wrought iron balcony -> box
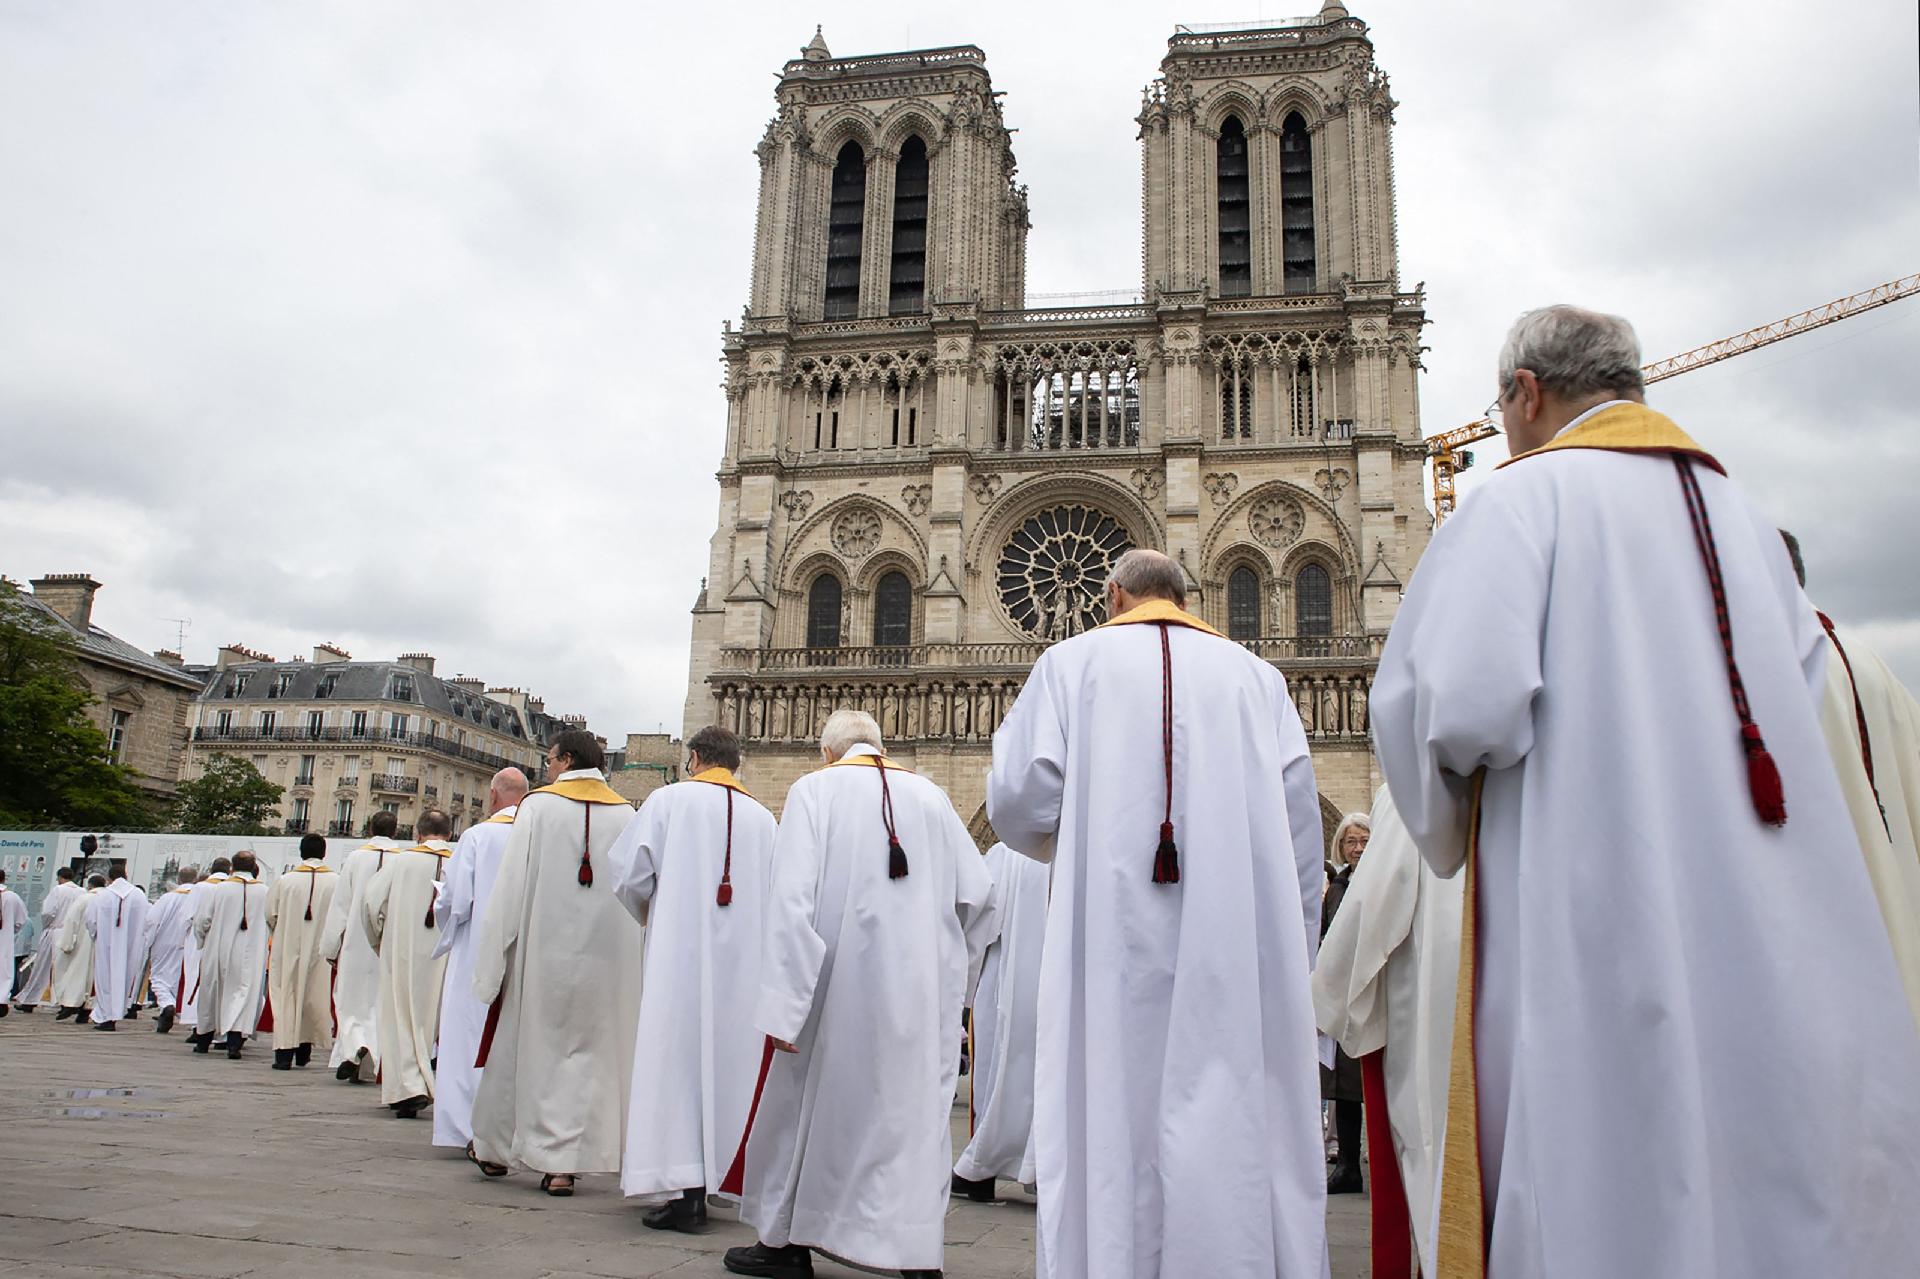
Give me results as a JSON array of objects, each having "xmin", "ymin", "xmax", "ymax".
[
  {"xmin": 188, "ymin": 723, "xmax": 530, "ymax": 773},
  {"xmin": 327, "ymin": 820, "xmax": 356, "ymax": 836},
  {"xmin": 369, "ymin": 774, "xmax": 419, "ymax": 795},
  {"xmin": 283, "ymin": 819, "xmax": 309, "ymax": 834},
  {"xmin": 423, "ymin": 785, "xmax": 439, "ymax": 800}
]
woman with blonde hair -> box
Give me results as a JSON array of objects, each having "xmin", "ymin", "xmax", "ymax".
[{"xmin": 1321, "ymin": 811, "xmax": 1371, "ymax": 1192}]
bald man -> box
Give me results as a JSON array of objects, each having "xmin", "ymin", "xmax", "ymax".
[{"xmin": 432, "ymin": 767, "xmax": 530, "ymax": 1152}]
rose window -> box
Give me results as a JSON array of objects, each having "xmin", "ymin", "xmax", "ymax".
[
  {"xmin": 997, "ymin": 504, "xmax": 1133, "ymax": 639},
  {"xmin": 1249, "ymin": 495, "xmax": 1305, "ymax": 548},
  {"xmin": 831, "ymin": 507, "xmax": 882, "ymax": 558}
]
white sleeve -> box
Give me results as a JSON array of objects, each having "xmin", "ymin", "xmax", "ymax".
[
  {"xmin": 987, "ymin": 652, "xmax": 1068, "ymax": 863},
  {"xmin": 605, "ymin": 790, "xmax": 667, "ymax": 926},
  {"xmin": 754, "ymin": 784, "xmax": 830, "ymax": 1043}
]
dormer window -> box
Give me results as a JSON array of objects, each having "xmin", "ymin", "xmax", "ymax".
[{"xmin": 393, "ymin": 674, "xmax": 414, "ymax": 702}]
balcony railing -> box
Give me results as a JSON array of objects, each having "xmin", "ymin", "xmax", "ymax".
[
  {"xmin": 188, "ymin": 724, "xmax": 529, "ymax": 773},
  {"xmin": 423, "ymin": 785, "xmax": 439, "ymax": 800},
  {"xmin": 293, "ymin": 774, "xmax": 315, "ymax": 787},
  {"xmin": 327, "ymin": 820, "xmax": 356, "ymax": 836},
  {"xmin": 370, "ymin": 774, "xmax": 419, "ymax": 795},
  {"xmin": 719, "ymin": 634, "xmax": 1378, "ymax": 674},
  {"xmin": 283, "ymin": 819, "xmax": 309, "ymax": 834}
]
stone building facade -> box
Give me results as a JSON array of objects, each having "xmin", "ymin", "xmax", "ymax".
[
  {"xmin": 682, "ymin": 4, "xmax": 1430, "ymax": 839},
  {"xmin": 22, "ymin": 574, "xmax": 205, "ymax": 804},
  {"xmin": 181, "ymin": 647, "xmax": 574, "ymax": 840}
]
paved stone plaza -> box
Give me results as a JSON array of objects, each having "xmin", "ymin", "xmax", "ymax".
[{"xmin": 0, "ymin": 1014, "xmax": 1369, "ymax": 1278}]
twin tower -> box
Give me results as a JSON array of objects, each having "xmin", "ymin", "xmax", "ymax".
[{"xmin": 684, "ymin": 4, "xmax": 1428, "ymax": 835}]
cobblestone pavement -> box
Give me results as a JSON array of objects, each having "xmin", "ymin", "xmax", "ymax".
[{"xmin": 0, "ymin": 1013, "xmax": 1370, "ymax": 1277}]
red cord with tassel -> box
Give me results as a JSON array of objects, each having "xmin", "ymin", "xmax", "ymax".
[
  {"xmin": 717, "ymin": 788, "xmax": 735, "ymax": 906},
  {"xmin": 877, "ymin": 761, "xmax": 908, "ymax": 879},
  {"xmin": 578, "ymin": 804, "xmax": 595, "ymax": 886},
  {"xmin": 1153, "ymin": 623, "xmax": 1181, "ymax": 884}
]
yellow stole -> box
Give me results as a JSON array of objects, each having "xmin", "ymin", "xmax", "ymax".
[
  {"xmin": 402, "ymin": 844, "xmax": 453, "ymax": 859},
  {"xmin": 1437, "ymin": 771, "xmax": 1488, "ymax": 1277},
  {"xmin": 825, "ymin": 754, "xmax": 915, "ymax": 775},
  {"xmin": 1498, "ymin": 401, "xmax": 1724, "ymax": 475},
  {"xmin": 484, "ymin": 807, "xmax": 517, "ymax": 825},
  {"xmin": 287, "ymin": 864, "xmax": 333, "ymax": 874},
  {"xmin": 1099, "ymin": 598, "xmax": 1224, "ymax": 637},
  {"xmin": 692, "ymin": 766, "xmax": 755, "ymax": 798},
  {"xmin": 530, "ymin": 777, "xmax": 631, "ymax": 806}
]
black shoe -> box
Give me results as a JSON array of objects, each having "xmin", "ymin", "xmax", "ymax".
[
  {"xmin": 11, "ymin": 1004, "xmax": 32, "ymax": 1013},
  {"xmin": 393, "ymin": 1095, "xmax": 429, "ymax": 1119},
  {"xmin": 641, "ymin": 1187, "xmax": 709, "ymax": 1233},
  {"xmin": 1328, "ymin": 1164, "xmax": 1364, "ymax": 1195},
  {"xmin": 225, "ymin": 1032, "xmax": 244, "ymax": 1060},
  {"xmin": 272, "ymin": 1049, "xmax": 294, "ymax": 1071},
  {"xmin": 950, "ymin": 1173, "xmax": 996, "ymax": 1203},
  {"xmin": 191, "ymin": 1033, "xmax": 213, "ymax": 1054},
  {"xmin": 294, "ymin": 1043, "xmax": 312, "ymax": 1067},
  {"xmin": 902, "ymin": 1272, "xmax": 944, "ymax": 1278},
  {"xmin": 155, "ymin": 1007, "xmax": 175, "ymax": 1034},
  {"xmin": 93, "ymin": 1020, "xmax": 117, "ymax": 1031},
  {"xmin": 336, "ymin": 1061, "xmax": 357, "ymax": 1081},
  {"xmin": 0, "ymin": 1003, "xmax": 8, "ymax": 1018},
  {"xmin": 125, "ymin": 1006, "xmax": 139, "ymax": 1020},
  {"xmin": 54, "ymin": 1007, "xmax": 76, "ymax": 1021},
  {"xmin": 74, "ymin": 1011, "xmax": 95, "ymax": 1028},
  {"xmin": 722, "ymin": 1242, "xmax": 814, "ymax": 1278}
]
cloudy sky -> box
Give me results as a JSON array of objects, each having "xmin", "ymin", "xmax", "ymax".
[{"xmin": 2, "ymin": 0, "xmax": 1915, "ymax": 736}]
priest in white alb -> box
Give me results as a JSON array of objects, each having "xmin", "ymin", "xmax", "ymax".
[
  {"xmin": 724, "ymin": 710, "xmax": 997, "ymax": 1279},
  {"xmin": 179, "ymin": 858, "xmax": 231, "ymax": 1038},
  {"xmin": 605, "ymin": 724, "xmax": 776, "ymax": 1233},
  {"xmin": 86, "ymin": 866, "xmax": 150, "ymax": 1031},
  {"xmin": 952, "ymin": 841, "xmax": 1049, "ymax": 1203},
  {"xmin": 1311, "ymin": 787, "xmax": 1460, "ymax": 1279},
  {"xmin": 364, "ymin": 809, "xmax": 453, "ymax": 1119},
  {"xmin": 320, "ymin": 810, "xmax": 401, "ymax": 1083},
  {"xmin": 51, "ymin": 874, "xmax": 105, "ymax": 1021},
  {"xmin": 470, "ymin": 729, "xmax": 642, "ymax": 1195},
  {"xmin": 0, "ymin": 870, "xmax": 27, "ymax": 1015},
  {"xmin": 1781, "ymin": 531, "xmax": 1920, "ymax": 1032},
  {"xmin": 1372, "ymin": 304, "xmax": 1920, "ymax": 1278},
  {"xmin": 191, "ymin": 851, "xmax": 270, "ymax": 1060},
  {"xmin": 143, "ymin": 866, "xmax": 198, "ymax": 1034},
  {"xmin": 14, "ymin": 865, "xmax": 82, "ymax": 1011},
  {"xmin": 987, "ymin": 548, "xmax": 1328, "ymax": 1279},
  {"xmin": 265, "ymin": 835, "xmax": 337, "ymax": 1070},
  {"xmin": 432, "ymin": 766, "xmax": 528, "ymax": 1152}
]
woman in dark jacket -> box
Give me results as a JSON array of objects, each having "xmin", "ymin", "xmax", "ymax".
[{"xmin": 1321, "ymin": 811, "xmax": 1371, "ymax": 1193}]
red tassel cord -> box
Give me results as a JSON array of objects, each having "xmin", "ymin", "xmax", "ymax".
[
  {"xmin": 717, "ymin": 788, "xmax": 735, "ymax": 906},
  {"xmin": 1153, "ymin": 622, "xmax": 1181, "ymax": 883},
  {"xmin": 238, "ymin": 880, "xmax": 250, "ymax": 930},
  {"xmin": 1674, "ymin": 458, "xmax": 1787, "ymax": 826},
  {"xmin": 1817, "ymin": 611, "xmax": 1891, "ymax": 837},
  {"xmin": 304, "ymin": 870, "xmax": 316, "ymax": 922},
  {"xmin": 578, "ymin": 804, "xmax": 595, "ymax": 886},
  {"xmin": 877, "ymin": 761, "xmax": 908, "ymax": 879}
]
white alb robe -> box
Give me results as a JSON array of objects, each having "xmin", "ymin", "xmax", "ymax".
[
  {"xmin": 320, "ymin": 838, "xmax": 394, "ymax": 1076},
  {"xmin": 988, "ymin": 607, "xmax": 1328, "ymax": 1279},
  {"xmin": 143, "ymin": 885, "xmax": 196, "ymax": 1012},
  {"xmin": 266, "ymin": 864, "xmax": 339, "ymax": 1051},
  {"xmin": 471, "ymin": 771, "xmax": 642, "ymax": 1174},
  {"xmin": 1818, "ymin": 620, "xmax": 1920, "ymax": 1031},
  {"xmin": 192, "ymin": 874, "xmax": 269, "ymax": 1037},
  {"xmin": 1372, "ymin": 434, "xmax": 1920, "ymax": 1278},
  {"xmin": 180, "ymin": 872, "xmax": 230, "ymax": 1026},
  {"xmin": 1, "ymin": 888, "xmax": 27, "ymax": 1003},
  {"xmin": 606, "ymin": 771, "xmax": 776, "ymax": 1200},
  {"xmin": 431, "ymin": 806, "xmax": 516, "ymax": 1149},
  {"xmin": 86, "ymin": 879, "xmax": 151, "ymax": 1023},
  {"xmin": 51, "ymin": 889, "xmax": 101, "ymax": 1009},
  {"xmin": 954, "ymin": 842, "xmax": 1049, "ymax": 1186},
  {"xmin": 364, "ymin": 841, "xmax": 451, "ymax": 1104},
  {"xmin": 18, "ymin": 880, "xmax": 83, "ymax": 1006},
  {"xmin": 1310, "ymin": 787, "xmax": 1461, "ymax": 1279},
  {"xmin": 742, "ymin": 747, "xmax": 998, "ymax": 1273}
]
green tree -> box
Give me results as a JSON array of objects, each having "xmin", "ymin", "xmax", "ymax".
[
  {"xmin": 169, "ymin": 753, "xmax": 284, "ymax": 835},
  {"xmin": 0, "ymin": 582, "xmax": 155, "ymax": 829}
]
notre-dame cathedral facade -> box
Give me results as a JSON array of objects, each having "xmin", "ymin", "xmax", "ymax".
[{"xmin": 682, "ymin": 3, "xmax": 1430, "ymax": 840}]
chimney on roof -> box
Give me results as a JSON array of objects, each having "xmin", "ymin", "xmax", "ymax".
[
  {"xmin": 153, "ymin": 649, "xmax": 185, "ymax": 668},
  {"xmin": 29, "ymin": 574, "xmax": 102, "ymax": 631},
  {"xmin": 450, "ymin": 676, "xmax": 485, "ymax": 692},
  {"xmin": 399, "ymin": 652, "xmax": 436, "ymax": 676},
  {"xmin": 529, "ymin": 697, "xmax": 546, "ymax": 716},
  {"xmin": 314, "ymin": 643, "xmax": 352, "ymax": 663},
  {"xmin": 217, "ymin": 644, "xmax": 264, "ymax": 668}
]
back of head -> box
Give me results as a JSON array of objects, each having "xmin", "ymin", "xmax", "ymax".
[
  {"xmin": 552, "ymin": 727, "xmax": 604, "ymax": 773},
  {"xmin": 298, "ymin": 833, "xmax": 326, "ymax": 860},
  {"xmin": 1108, "ymin": 548, "xmax": 1186, "ymax": 609},
  {"xmin": 57, "ymin": 866, "xmax": 75, "ymax": 882},
  {"xmin": 688, "ymin": 724, "xmax": 743, "ymax": 773},
  {"xmin": 87, "ymin": 874, "xmax": 107, "ymax": 888},
  {"xmin": 367, "ymin": 810, "xmax": 400, "ymax": 840},
  {"xmin": 489, "ymin": 765, "xmax": 530, "ymax": 811},
  {"xmin": 232, "ymin": 852, "xmax": 259, "ymax": 876},
  {"xmin": 820, "ymin": 708, "xmax": 884, "ymax": 762},
  {"xmin": 1497, "ymin": 305, "xmax": 1645, "ymax": 401},
  {"xmin": 177, "ymin": 866, "xmax": 201, "ymax": 885},
  {"xmin": 208, "ymin": 857, "xmax": 233, "ymax": 876},
  {"xmin": 418, "ymin": 808, "xmax": 452, "ymax": 839}
]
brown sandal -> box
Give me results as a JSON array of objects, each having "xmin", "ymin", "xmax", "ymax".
[
  {"xmin": 540, "ymin": 1173, "xmax": 574, "ymax": 1197},
  {"xmin": 467, "ymin": 1143, "xmax": 508, "ymax": 1177}
]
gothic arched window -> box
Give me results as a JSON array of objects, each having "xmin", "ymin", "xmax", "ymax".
[
  {"xmin": 806, "ymin": 574, "xmax": 843, "ymax": 651},
  {"xmin": 1217, "ymin": 115, "xmax": 1252, "ymax": 297},
  {"xmin": 825, "ymin": 142, "xmax": 866, "ymax": 319},
  {"xmin": 873, "ymin": 571, "xmax": 912, "ymax": 657},
  {"xmin": 1295, "ymin": 563, "xmax": 1333, "ymax": 638},
  {"xmin": 997, "ymin": 504, "xmax": 1133, "ymax": 639},
  {"xmin": 1279, "ymin": 113, "xmax": 1316, "ymax": 294},
  {"xmin": 889, "ymin": 136, "xmax": 929, "ymax": 315},
  {"xmin": 1228, "ymin": 565, "xmax": 1262, "ymax": 641}
]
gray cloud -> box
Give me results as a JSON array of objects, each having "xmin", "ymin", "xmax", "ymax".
[{"xmin": 2, "ymin": 0, "xmax": 1915, "ymax": 735}]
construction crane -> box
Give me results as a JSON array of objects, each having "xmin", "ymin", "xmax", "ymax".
[{"xmin": 1427, "ymin": 272, "xmax": 1920, "ymax": 522}]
